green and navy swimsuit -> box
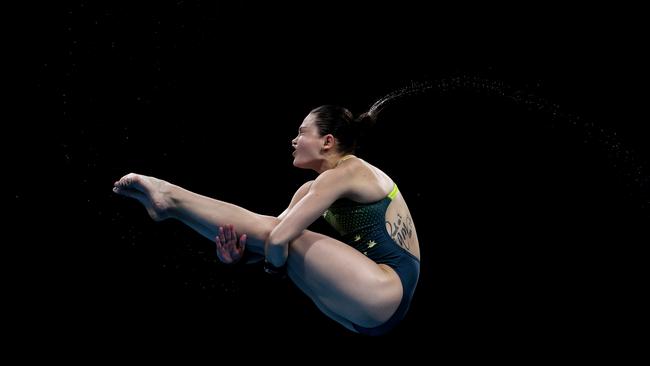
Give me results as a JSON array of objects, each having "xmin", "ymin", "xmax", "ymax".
[{"xmin": 322, "ymin": 184, "xmax": 420, "ymax": 335}]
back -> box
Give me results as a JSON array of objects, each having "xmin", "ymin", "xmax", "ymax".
[{"xmin": 340, "ymin": 158, "xmax": 421, "ymax": 260}]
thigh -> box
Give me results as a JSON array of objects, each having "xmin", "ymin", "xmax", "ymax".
[
  {"xmin": 288, "ymin": 272, "xmax": 359, "ymax": 333},
  {"xmin": 287, "ymin": 230, "xmax": 403, "ymax": 328}
]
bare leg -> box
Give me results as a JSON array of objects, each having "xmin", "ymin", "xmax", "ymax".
[
  {"xmin": 113, "ymin": 173, "xmax": 404, "ymax": 330},
  {"xmin": 113, "ymin": 173, "xmax": 276, "ymax": 254}
]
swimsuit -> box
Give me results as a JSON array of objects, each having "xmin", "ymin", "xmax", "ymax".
[{"xmin": 322, "ymin": 184, "xmax": 420, "ymax": 335}]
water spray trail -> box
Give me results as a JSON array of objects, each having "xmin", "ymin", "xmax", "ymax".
[{"xmin": 369, "ymin": 74, "xmax": 649, "ymax": 211}]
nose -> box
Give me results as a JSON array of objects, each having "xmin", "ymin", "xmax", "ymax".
[{"xmin": 291, "ymin": 137, "xmax": 297, "ymax": 146}]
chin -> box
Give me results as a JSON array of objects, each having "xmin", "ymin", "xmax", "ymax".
[
  {"xmin": 292, "ymin": 157, "xmax": 309, "ymax": 169},
  {"xmin": 292, "ymin": 160, "xmax": 306, "ymax": 169}
]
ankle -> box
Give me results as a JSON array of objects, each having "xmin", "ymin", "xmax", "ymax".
[{"xmin": 162, "ymin": 182, "xmax": 180, "ymax": 218}]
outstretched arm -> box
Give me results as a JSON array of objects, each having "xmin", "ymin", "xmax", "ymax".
[
  {"xmin": 277, "ymin": 180, "xmax": 314, "ymax": 221},
  {"xmin": 265, "ymin": 170, "xmax": 349, "ymax": 267}
]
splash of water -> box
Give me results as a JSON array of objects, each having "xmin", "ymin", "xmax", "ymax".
[{"xmin": 367, "ymin": 74, "xmax": 649, "ymax": 212}]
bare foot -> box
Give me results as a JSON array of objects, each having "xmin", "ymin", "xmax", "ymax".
[{"xmin": 113, "ymin": 173, "xmax": 173, "ymax": 221}]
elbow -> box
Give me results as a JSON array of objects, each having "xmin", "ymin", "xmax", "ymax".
[
  {"xmin": 267, "ymin": 232, "xmax": 286, "ymax": 251},
  {"xmin": 266, "ymin": 231, "xmax": 289, "ymax": 267},
  {"xmin": 267, "ymin": 224, "xmax": 290, "ymax": 248}
]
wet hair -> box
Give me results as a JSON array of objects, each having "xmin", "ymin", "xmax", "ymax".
[
  {"xmin": 309, "ymin": 105, "xmax": 375, "ymax": 154},
  {"xmin": 310, "ymin": 82, "xmax": 433, "ymax": 154}
]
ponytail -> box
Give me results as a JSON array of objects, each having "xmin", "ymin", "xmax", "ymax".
[{"xmin": 311, "ymin": 82, "xmax": 433, "ymax": 154}]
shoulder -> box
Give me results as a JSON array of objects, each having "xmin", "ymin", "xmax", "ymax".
[
  {"xmin": 338, "ymin": 158, "xmax": 395, "ymax": 201},
  {"xmin": 298, "ymin": 180, "xmax": 314, "ymax": 192},
  {"xmin": 312, "ymin": 168, "xmax": 347, "ymax": 189},
  {"xmin": 309, "ymin": 165, "xmax": 359, "ymax": 201},
  {"xmin": 289, "ymin": 180, "xmax": 314, "ymax": 201}
]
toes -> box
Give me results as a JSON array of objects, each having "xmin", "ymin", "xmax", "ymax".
[
  {"xmin": 114, "ymin": 186, "xmax": 146, "ymax": 201},
  {"xmin": 115, "ymin": 173, "xmax": 143, "ymax": 190},
  {"xmin": 123, "ymin": 174, "xmax": 135, "ymax": 186}
]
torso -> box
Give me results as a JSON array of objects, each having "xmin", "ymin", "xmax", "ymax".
[{"xmin": 338, "ymin": 157, "xmax": 421, "ymax": 261}]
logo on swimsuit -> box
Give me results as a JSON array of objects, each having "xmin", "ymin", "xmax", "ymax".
[{"xmin": 367, "ymin": 240, "xmax": 377, "ymax": 249}]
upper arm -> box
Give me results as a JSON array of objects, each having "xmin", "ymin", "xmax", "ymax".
[
  {"xmin": 277, "ymin": 180, "xmax": 314, "ymax": 221},
  {"xmin": 270, "ymin": 171, "xmax": 349, "ymax": 244}
]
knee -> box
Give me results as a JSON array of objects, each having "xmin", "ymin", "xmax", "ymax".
[{"xmin": 258, "ymin": 214, "xmax": 281, "ymax": 239}]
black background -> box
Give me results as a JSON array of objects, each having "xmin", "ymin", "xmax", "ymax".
[{"xmin": 22, "ymin": 0, "xmax": 649, "ymax": 349}]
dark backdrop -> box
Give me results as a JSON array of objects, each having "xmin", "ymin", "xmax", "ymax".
[{"xmin": 22, "ymin": 0, "xmax": 649, "ymax": 348}]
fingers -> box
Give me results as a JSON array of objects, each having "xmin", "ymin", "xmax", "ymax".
[
  {"xmin": 225, "ymin": 224, "xmax": 233, "ymax": 242},
  {"xmin": 230, "ymin": 225, "xmax": 237, "ymax": 242},
  {"xmin": 216, "ymin": 225, "xmax": 248, "ymax": 264},
  {"xmin": 223, "ymin": 225, "xmax": 234, "ymax": 252},
  {"xmin": 215, "ymin": 231, "xmax": 232, "ymax": 263},
  {"xmin": 215, "ymin": 234, "xmax": 224, "ymax": 262},
  {"xmin": 230, "ymin": 225, "xmax": 242, "ymax": 250},
  {"xmin": 218, "ymin": 226, "xmax": 226, "ymax": 245},
  {"xmin": 238, "ymin": 234, "xmax": 247, "ymax": 250}
]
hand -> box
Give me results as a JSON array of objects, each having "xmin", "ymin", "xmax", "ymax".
[{"xmin": 215, "ymin": 224, "xmax": 247, "ymax": 264}]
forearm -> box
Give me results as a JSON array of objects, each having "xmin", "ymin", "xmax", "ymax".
[
  {"xmin": 265, "ymin": 240, "xmax": 289, "ymax": 268},
  {"xmin": 265, "ymin": 223, "xmax": 297, "ymax": 267}
]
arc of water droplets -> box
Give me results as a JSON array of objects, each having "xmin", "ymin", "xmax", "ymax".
[{"xmin": 366, "ymin": 74, "xmax": 649, "ymax": 210}]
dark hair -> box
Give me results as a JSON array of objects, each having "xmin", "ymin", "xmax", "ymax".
[
  {"xmin": 310, "ymin": 105, "xmax": 376, "ymax": 154},
  {"xmin": 310, "ymin": 82, "xmax": 434, "ymax": 154}
]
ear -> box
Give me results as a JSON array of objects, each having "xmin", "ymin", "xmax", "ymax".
[{"xmin": 322, "ymin": 134, "xmax": 335, "ymax": 152}]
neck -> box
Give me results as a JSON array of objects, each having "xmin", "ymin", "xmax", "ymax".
[
  {"xmin": 335, "ymin": 154, "xmax": 355, "ymax": 168},
  {"xmin": 315, "ymin": 154, "xmax": 355, "ymax": 174}
]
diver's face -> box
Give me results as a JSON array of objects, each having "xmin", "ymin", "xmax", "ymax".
[{"xmin": 291, "ymin": 114, "xmax": 324, "ymax": 169}]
